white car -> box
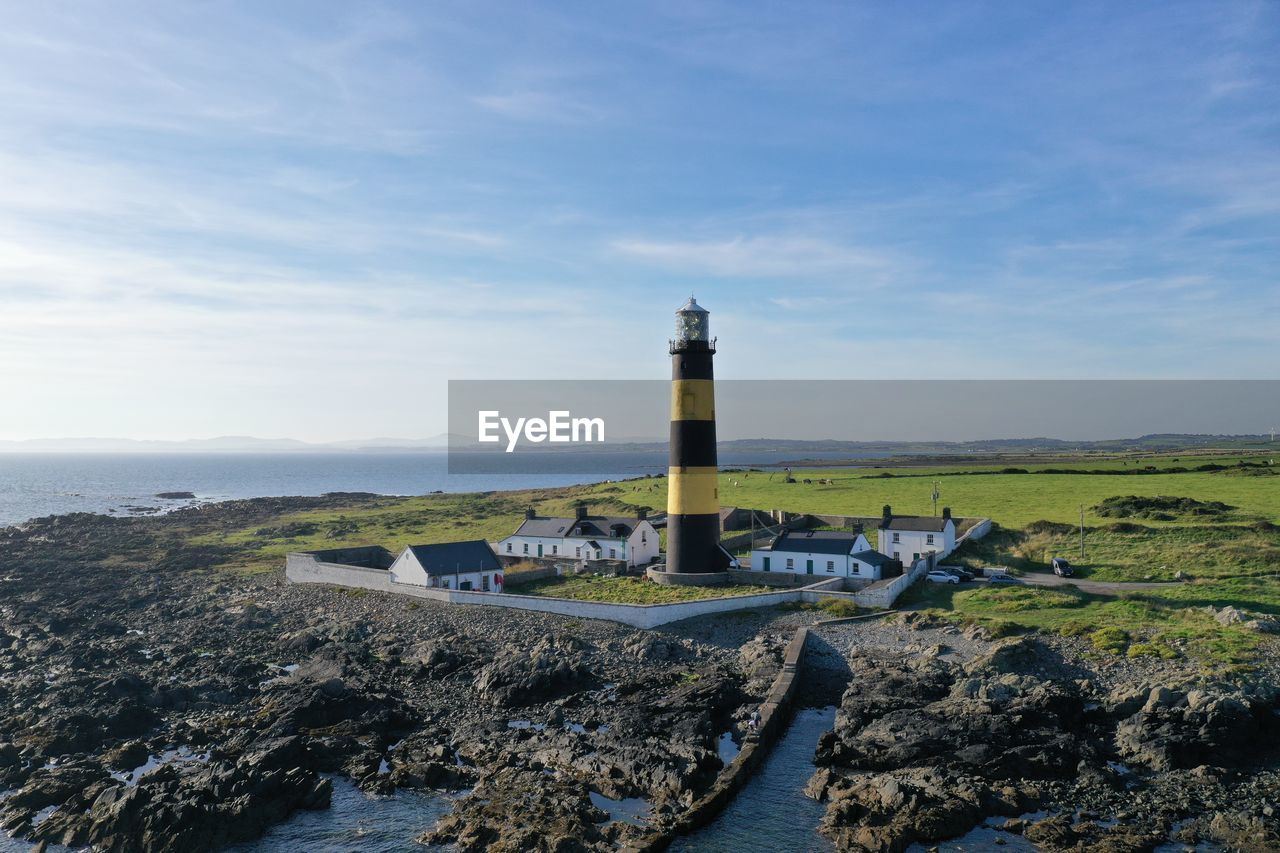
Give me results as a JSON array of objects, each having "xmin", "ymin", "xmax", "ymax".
[{"xmin": 926, "ymin": 570, "xmax": 960, "ymax": 584}]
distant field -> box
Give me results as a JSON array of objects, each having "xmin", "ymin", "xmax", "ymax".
[{"xmin": 597, "ymin": 454, "xmax": 1280, "ymax": 529}]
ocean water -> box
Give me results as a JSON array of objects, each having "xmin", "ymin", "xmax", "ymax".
[
  {"xmin": 0, "ymin": 451, "xmax": 637, "ymax": 528},
  {"xmin": 0, "ymin": 449, "xmax": 872, "ymax": 528}
]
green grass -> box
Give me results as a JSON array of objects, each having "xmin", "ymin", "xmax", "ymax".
[
  {"xmin": 945, "ymin": 522, "xmax": 1280, "ymax": 582},
  {"xmin": 589, "ymin": 455, "xmax": 1279, "ymax": 530},
  {"xmin": 509, "ymin": 574, "xmax": 777, "ymax": 604},
  {"xmin": 901, "ymin": 576, "xmax": 1280, "ymax": 669}
]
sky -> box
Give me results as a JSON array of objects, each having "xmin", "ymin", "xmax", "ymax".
[{"xmin": 1, "ymin": 1, "xmax": 1277, "ymax": 442}]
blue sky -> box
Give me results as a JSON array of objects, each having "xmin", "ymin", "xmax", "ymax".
[{"xmin": 1, "ymin": 1, "xmax": 1277, "ymax": 441}]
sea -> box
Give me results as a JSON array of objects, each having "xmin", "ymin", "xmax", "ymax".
[{"xmin": 0, "ymin": 449, "xmax": 872, "ymax": 529}]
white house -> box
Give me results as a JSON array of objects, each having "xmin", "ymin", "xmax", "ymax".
[
  {"xmin": 497, "ymin": 506, "xmax": 660, "ymax": 568},
  {"xmin": 749, "ymin": 529, "xmax": 898, "ymax": 580},
  {"xmin": 390, "ymin": 540, "xmax": 504, "ymax": 592},
  {"xmin": 876, "ymin": 505, "xmax": 957, "ymax": 565}
]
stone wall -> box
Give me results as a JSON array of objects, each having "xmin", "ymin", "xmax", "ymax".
[{"xmin": 633, "ymin": 625, "xmax": 812, "ymax": 850}]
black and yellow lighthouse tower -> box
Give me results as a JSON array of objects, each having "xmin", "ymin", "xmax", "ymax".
[{"xmin": 667, "ymin": 297, "xmax": 730, "ymax": 574}]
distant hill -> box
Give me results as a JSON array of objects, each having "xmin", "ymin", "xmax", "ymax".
[{"xmin": 0, "ymin": 433, "xmax": 1271, "ymax": 454}]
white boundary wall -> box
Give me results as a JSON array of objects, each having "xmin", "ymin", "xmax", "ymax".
[{"xmin": 286, "ymin": 521, "xmax": 992, "ymax": 629}]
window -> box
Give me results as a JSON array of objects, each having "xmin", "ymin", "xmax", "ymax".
[
  {"xmin": 551, "ymin": 545, "xmax": 558, "ymax": 554},
  {"xmin": 442, "ymin": 579, "xmax": 451, "ymax": 589},
  {"xmin": 523, "ymin": 543, "xmax": 529, "ymax": 554},
  {"xmin": 893, "ymin": 532, "xmax": 900, "ymax": 543},
  {"xmin": 482, "ymin": 575, "xmax": 490, "ymax": 591},
  {"xmin": 506, "ymin": 543, "xmax": 512, "ymax": 552},
  {"xmin": 575, "ymin": 547, "xmax": 581, "ymax": 557},
  {"xmin": 826, "ymin": 561, "xmax": 835, "ymax": 573},
  {"xmin": 609, "ymin": 548, "xmax": 617, "ymax": 558},
  {"xmin": 641, "ymin": 531, "xmax": 647, "ymax": 543},
  {"xmin": 893, "ymin": 551, "xmax": 900, "ymax": 559},
  {"xmin": 786, "ymin": 558, "xmax": 794, "ymax": 569},
  {"xmin": 926, "ymin": 534, "xmax": 934, "ymax": 545}
]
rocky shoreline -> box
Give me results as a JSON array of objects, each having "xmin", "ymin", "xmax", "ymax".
[
  {"xmin": 1, "ymin": 500, "xmax": 1278, "ymax": 851},
  {"xmin": 0, "ymin": 504, "xmax": 811, "ymax": 851},
  {"xmin": 808, "ymin": 614, "xmax": 1280, "ymax": 852}
]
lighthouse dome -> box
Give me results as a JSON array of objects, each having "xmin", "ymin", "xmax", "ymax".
[{"xmin": 674, "ymin": 296, "xmax": 710, "ymax": 343}]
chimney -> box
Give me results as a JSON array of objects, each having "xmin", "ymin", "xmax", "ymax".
[
  {"xmin": 882, "ymin": 504, "xmax": 892, "ymax": 521},
  {"xmin": 942, "ymin": 507, "xmax": 952, "ymax": 521},
  {"xmin": 525, "ymin": 508, "xmax": 537, "ymax": 520},
  {"xmin": 636, "ymin": 508, "xmax": 648, "ymax": 520},
  {"xmin": 575, "ymin": 504, "xmax": 588, "ymax": 520}
]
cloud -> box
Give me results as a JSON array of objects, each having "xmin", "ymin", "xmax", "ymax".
[{"xmin": 611, "ymin": 234, "xmax": 893, "ymax": 279}]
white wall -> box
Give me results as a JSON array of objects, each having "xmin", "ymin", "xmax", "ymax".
[{"xmin": 877, "ymin": 523, "xmax": 954, "ymax": 564}]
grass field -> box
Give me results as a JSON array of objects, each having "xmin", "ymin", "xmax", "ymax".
[
  {"xmin": 900, "ymin": 576, "xmax": 1280, "ymax": 669},
  {"xmin": 595, "ymin": 455, "xmax": 1279, "ymax": 529},
  {"xmin": 945, "ymin": 522, "xmax": 1280, "ymax": 582},
  {"xmin": 510, "ymin": 574, "xmax": 777, "ymax": 603}
]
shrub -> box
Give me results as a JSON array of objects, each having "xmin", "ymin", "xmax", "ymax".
[
  {"xmin": 815, "ymin": 597, "xmax": 862, "ymax": 618},
  {"xmin": 1089, "ymin": 627, "xmax": 1130, "ymax": 654},
  {"xmin": 1127, "ymin": 642, "xmax": 1179, "ymax": 660}
]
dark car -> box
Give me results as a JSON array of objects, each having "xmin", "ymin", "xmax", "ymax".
[
  {"xmin": 1051, "ymin": 558, "xmax": 1074, "ymax": 577},
  {"xmin": 988, "ymin": 572, "xmax": 1022, "ymax": 585},
  {"xmin": 939, "ymin": 566, "xmax": 974, "ymax": 582}
]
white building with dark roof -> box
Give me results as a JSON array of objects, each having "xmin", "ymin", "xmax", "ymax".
[
  {"xmin": 876, "ymin": 505, "xmax": 957, "ymax": 564},
  {"xmin": 497, "ymin": 506, "xmax": 660, "ymax": 568},
  {"xmin": 748, "ymin": 529, "xmax": 898, "ymax": 580},
  {"xmin": 389, "ymin": 539, "xmax": 504, "ymax": 592}
]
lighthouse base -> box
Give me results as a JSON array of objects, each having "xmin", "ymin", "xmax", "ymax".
[{"xmin": 645, "ymin": 565, "xmax": 730, "ymax": 587}]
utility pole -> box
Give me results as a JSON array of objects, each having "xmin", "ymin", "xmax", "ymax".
[
  {"xmin": 1079, "ymin": 505, "xmax": 1086, "ymax": 560},
  {"xmin": 931, "ymin": 481, "xmax": 941, "ymax": 517}
]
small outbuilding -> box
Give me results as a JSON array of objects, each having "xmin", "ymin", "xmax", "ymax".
[{"xmin": 390, "ymin": 540, "xmax": 504, "ymax": 592}]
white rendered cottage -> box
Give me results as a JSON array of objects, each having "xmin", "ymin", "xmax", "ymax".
[
  {"xmin": 389, "ymin": 540, "xmax": 504, "ymax": 592},
  {"xmin": 749, "ymin": 529, "xmax": 898, "ymax": 580},
  {"xmin": 498, "ymin": 506, "xmax": 660, "ymax": 568},
  {"xmin": 876, "ymin": 505, "xmax": 957, "ymax": 564}
]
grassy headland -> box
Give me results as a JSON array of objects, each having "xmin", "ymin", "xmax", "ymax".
[{"xmin": 176, "ymin": 449, "xmax": 1278, "ymax": 667}]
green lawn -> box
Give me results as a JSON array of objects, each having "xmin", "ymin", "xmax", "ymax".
[{"xmin": 509, "ymin": 574, "xmax": 777, "ymax": 604}]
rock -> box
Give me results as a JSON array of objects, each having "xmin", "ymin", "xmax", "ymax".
[{"xmin": 1212, "ymin": 606, "xmax": 1249, "ymax": 626}]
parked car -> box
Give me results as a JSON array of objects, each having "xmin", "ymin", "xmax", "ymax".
[
  {"xmin": 988, "ymin": 573, "xmax": 1022, "ymax": 585},
  {"xmin": 1051, "ymin": 557, "xmax": 1073, "ymax": 577},
  {"xmin": 939, "ymin": 566, "xmax": 974, "ymax": 582},
  {"xmin": 926, "ymin": 570, "xmax": 960, "ymax": 584}
]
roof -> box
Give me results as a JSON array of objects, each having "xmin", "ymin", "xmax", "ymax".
[
  {"xmin": 763, "ymin": 530, "xmax": 866, "ymax": 556},
  {"xmin": 403, "ymin": 540, "xmax": 500, "ymax": 575},
  {"xmin": 851, "ymin": 550, "xmax": 895, "ymax": 567},
  {"xmin": 878, "ymin": 515, "xmax": 953, "ymax": 532},
  {"xmin": 677, "ymin": 296, "xmax": 708, "ymax": 315},
  {"xmin": 513, "ymin": 515, "xmax": 645, "ymax": 540}
]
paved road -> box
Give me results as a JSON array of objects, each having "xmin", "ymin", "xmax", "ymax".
[{"xmin": 981, "ymin": 571, "xmax": 1182, "ymax": 594}]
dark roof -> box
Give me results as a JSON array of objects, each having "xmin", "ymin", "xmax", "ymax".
[
  {"xmin": 764, "ymin": 530, "xmax": 866, "ymax": 556},
  {"xmin": 878, "ymin": 515, "xmax": 953, "ymax": 532},
  {"xmin": 404, "ymin": 540, "xmax": 500, "ymax": 575},
  {"xmin": 851, "ymin": 550, "xmax": 895, "ymax": 567},
  {"xmin": 513, "ymin": 515, "xmax": 644, "ymax": 540}
]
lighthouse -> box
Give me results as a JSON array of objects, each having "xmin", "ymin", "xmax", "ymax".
[{"xmin": 666, "ymin": 297, "xmax": 731, "ymax": 574}]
